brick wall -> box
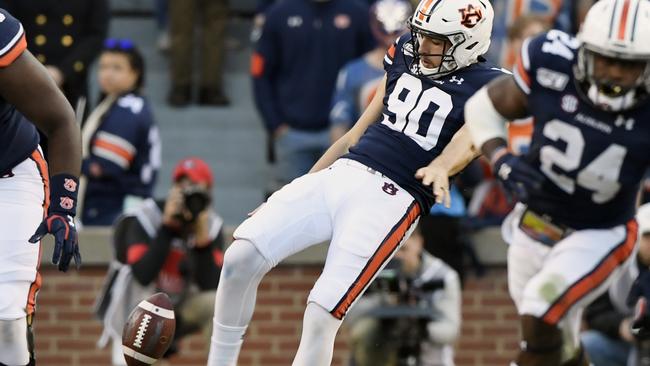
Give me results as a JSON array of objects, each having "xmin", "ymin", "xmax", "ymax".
[{"xmin": 34, "ymin": 265, "xmax": 518, "ymax": 366}]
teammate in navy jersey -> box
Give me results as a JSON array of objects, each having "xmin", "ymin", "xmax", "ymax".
[
  {"xmin": 430, "ymin": 0, "xmax": 650, "ymax": 364},
  {"xmin": 208, "ymin": 1, "xmax": 505, "ymax": 365},
  {"xmin": 0, "ymin": 8, "xmax": 81, "ymax": 366}
]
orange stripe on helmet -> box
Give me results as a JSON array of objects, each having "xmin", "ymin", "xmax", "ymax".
[
  {"xmin": 418, "ymin": 0, "xmax": 435, "ymax": 21},
  {"xmin": 618, "ymin": 0, "xmax": 631, "ymax": 40}
]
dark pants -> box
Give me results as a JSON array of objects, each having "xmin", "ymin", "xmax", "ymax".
[{"xmin": 169, "ymin": 0, "xmax": 228, "ymax": 90}]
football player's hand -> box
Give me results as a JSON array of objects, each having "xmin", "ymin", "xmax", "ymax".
[
  {"xmin": 492, "ymin": 151, "xmax": 544, "ymax": 203},
  {"xmin": 415, "ymin": 165, "xmax": 451, "ymax": 208},
  {"xmin": 29, "ymin": 214, "xmax": 80, "ymax": 272},
  {"xmin": 28, "ymin": 174, "xmax": 81, "ymax": 272}
]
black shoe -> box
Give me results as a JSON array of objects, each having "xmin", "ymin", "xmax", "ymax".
[
  {"xmin": 198, "ymin": 88, "xmax": 230, "ymax": 106},
  {"xmin": 168, "ymin": 85, "xmax": 191, "ymax": 107}
]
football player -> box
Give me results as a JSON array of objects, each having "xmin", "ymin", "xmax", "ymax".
[
  {"xmin": 208, "ymin": 0, "xmax": 506, "ymax": 365},
  {"xmin": 0, "ymin": 8, "xmax": 81, "ymax": 366},
  {"xmin": 453, "ymin": 0, "xmax": 650, "ymax": 364}
]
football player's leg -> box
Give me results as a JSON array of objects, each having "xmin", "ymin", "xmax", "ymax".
[
  {"xmin": 208, "ymin": 170, "xmax": 334, "ymax": 366},
  {"xmin": 293, "ymin": 168, "xmax": 420, "ymax": 366},
  {"xmin": 208, "ymin": 240, "xmax": 271, "ymax": 366},
  {"xmin": 0, "ymin": 280, "xmax": 36, "ymax": 366},
  {"xmin": 513, "ymin": 221, "xmax": 637, "ymax": 366},
  {"xmin": 0, "ymin": 317, "xmax": 29, "ymax": 366}
]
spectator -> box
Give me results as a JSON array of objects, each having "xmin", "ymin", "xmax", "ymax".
[
  {"xmin": 0, "ymin": 0, "xmax": 109, "ymax": 155},
  {"xmin": 582, "ymin": 203, "xmax": 650, "ymax": 366},
  {"xmin": 485, "ymin": 0, "xmax": 593, "ymax": 67},
  {"xmin": 347, "ymin": 224, "xmax": 461, "ymax": 366},
  {"xmin": 80, "ymin": 40, "xmax": 161, "ymax": 226},
  {"xmin": 329, "ymin": 0, "xmax": 412, "ymax": 143},
  {"xmin": 95, "ymin": 157, "xmax": 225, "ymax": 365},
  {"xmin": 251, "ymin": 0, "xmax": 374, "ymax": 190},
  {"xmin": 167, "ymin": 0, "xmax": 230, "ymax": 106}
]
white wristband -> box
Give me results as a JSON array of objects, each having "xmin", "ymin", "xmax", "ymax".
[{"xmin": 465, "ymin": 87, "xmax": 508, "ymax": 149}]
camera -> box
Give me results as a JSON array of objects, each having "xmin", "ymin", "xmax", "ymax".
[
  {"xmin": 364, "ymin": 259, "xmax": 445, "ymax": 366},
  {"xmin": 181, "ymin": 186, "xmax": 210, "ymax": 220}
]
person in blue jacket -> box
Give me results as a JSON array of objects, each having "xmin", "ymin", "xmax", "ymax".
[
  {"xmin": 80, "ymin": 39, "xmax": 161, "ymax": 226},
  {"xmin": 251, "ymin": 0, "xmax": 375, "ymax": 190}
]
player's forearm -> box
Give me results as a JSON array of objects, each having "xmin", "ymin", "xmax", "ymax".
[
  {"xmin": 46, "ymin": 120, "xmax": 82, "ymax": 176},
  {"xmin": 431, "ymin": 124, "xmax": 481, "ymax": 177}
]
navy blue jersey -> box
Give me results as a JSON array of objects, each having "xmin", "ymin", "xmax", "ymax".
[
  {"xmin": 512, "ymin": 30, "xmax": 650, "ymax": 229},
  {"xmin": 0, "ymin": 9, "xmax": 39, "ymax": 174},
  {"xmin": 346, "ymin": 34, "xmax": 507, "ymax": 211}
]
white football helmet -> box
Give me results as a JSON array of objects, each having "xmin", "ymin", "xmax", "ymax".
[
  {"xmin": 408, "ymin": 0, "xmax": 494, "ymax": 78},
  {"xmin": 575, "ymin": 0, "xmax": 650, "ymax": 112}
]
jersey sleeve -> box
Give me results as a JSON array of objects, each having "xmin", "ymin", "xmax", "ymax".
[
  {"xmin": 383, "ymin": 35, "xmax": 404, "ymax": 72},
  {"xmin": 0, "ymin": 9, "xmax": 26, "ymax": 67},
  {"xmin": 512, "ymin": 35, "xmax": 539, "ymax": 95},
  {"xmin": 512, "ymin": 30, "xmax": 579, "ymax": 95}
]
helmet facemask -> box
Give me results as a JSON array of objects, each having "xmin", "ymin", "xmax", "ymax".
[
  {"xmin": 575, "ymin": 45, "xmax": 650, "ymax": 112},
  {"xmin": 407, "ymin": 19, "xmax": 466, "ymax": 79}
]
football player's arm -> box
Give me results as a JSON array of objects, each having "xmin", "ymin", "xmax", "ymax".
[
  {"xmin": 465, "ymin": 75, "xmax": 529, "ymax": 162},
  {"xmin": 309, "ymin": 74, "xmax": 386, "ymax": 173},
  {"xmin": 416, "ymin": 124, "xmax": 480, "ymax": 207},
  {"xmin": 0, "ymin": 50, "xmax": 81, "ymax": 176}
]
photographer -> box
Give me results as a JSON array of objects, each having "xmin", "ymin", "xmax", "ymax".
[
  {"xmin": 347, "ymin": 224, "xmax": 461, "ymax": 366},
  {"xmin": 95, "ymin": 157, "xmax": 224, "ymax": 365},
  {"xmin": 582, "ymin": 203, "xmax": 650, "ymax": 366}
]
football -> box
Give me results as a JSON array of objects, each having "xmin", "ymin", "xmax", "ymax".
[{"xmin": 122, "ymin": 292, "xmax": 176, "ymax": 365}]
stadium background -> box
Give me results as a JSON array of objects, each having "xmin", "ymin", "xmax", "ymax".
[{"xmin": 34, "ymin": 0, "xmax": 519, "ymax": 365}]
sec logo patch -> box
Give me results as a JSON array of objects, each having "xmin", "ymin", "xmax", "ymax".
[{"xmin": 561, "ymin": 94, "xmax": 578, "ymax": 113}]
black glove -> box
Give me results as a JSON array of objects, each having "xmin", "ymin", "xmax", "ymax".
[
  {"xmin": 492, "ymin": 151, "xmax": 545, "ymax": 203},
  {"xmin": 28, "ymin": 174, "xmax": 81, "ymax": 272}
]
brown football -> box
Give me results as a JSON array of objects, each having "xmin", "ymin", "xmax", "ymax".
[{"xmin": 122, "ymin": 292, "xmax": 176, "ymax": 365}]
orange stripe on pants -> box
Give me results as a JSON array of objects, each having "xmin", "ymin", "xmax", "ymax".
[
  {"xmin": 542, "ymin": 220, "xmax": 638, "ymax": 324},
  {"xmin": 27, "ymin": 149, "xmax": 49, "ymax": 315},
  {"xmin": 331, "ymin": 202, "xmax": 421, "ymax": 319}
]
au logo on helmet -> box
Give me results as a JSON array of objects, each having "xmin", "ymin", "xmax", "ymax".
[{"xmin": 458, "ymin": 4, "xmax": 482, "ymax": 28}]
